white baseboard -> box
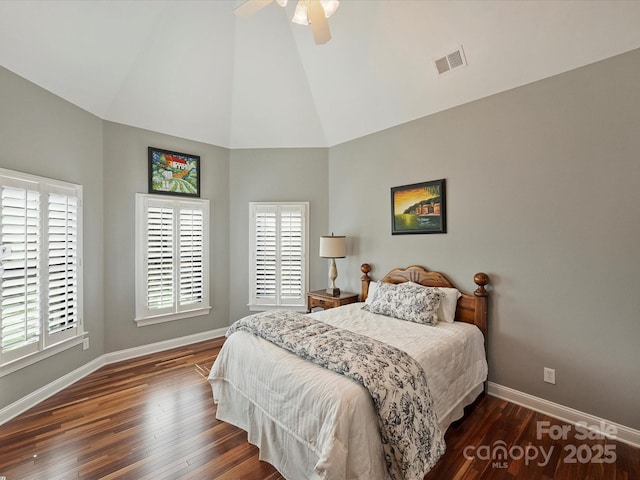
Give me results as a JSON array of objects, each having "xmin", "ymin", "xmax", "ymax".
[
  {"xmin": 0, "ymin": 356, "xmax": 105, "ymax": 426},
  {"xmin": 0, "ymin": 328, "xmax": 227, "ymax": 426},
  {"xmin": 488, "ymin": 382, "xmax": 640, "ymax": 448},
  {"xmin": 102, "ymin": 327, "xmax": 227, "ymax": 365}
]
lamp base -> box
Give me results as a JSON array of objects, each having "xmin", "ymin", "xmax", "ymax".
[{"xmin": 325, "ymin": 287, "xmax": 341, "ymax": 297}]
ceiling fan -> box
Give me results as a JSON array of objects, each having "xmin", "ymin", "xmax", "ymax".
[{"xmin": 235, "ymin": 0, "xmax": 339, "ymax": 45}]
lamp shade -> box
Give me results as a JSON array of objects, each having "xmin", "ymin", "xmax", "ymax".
[{"xmin": 319, "ymin": 235, "xmax": 346, "ymax": 258}]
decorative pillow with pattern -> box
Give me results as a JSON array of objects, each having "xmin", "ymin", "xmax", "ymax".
[
  {"xmin": 367, "ymin": 281, "xmax": 442, "ymax": 325},
  {"xmin": 402, "ymin": 281, "xmax": 461, "ymax": 323}
]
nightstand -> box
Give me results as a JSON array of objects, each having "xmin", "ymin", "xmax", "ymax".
[{"xmin": 306, "ymin": 290, "xmax": 359, "ymax": 313}]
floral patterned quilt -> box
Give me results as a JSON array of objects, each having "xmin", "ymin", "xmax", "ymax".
[{"xmin": 226, "ymin": 309, "xmax": 446, "ymax": 480}]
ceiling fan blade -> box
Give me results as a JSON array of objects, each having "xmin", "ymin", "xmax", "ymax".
[
  {"xmin": 307, "ymin": 0, "xmax": 331, "ymax": 45},
  {"xmin": 234, "ymin": 0, "xmax": 274, "ymax": 18}
]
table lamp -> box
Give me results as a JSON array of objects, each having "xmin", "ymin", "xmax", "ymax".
[{"xmin": 319, "ymin": 234, "xmax": 346, "ymax": 296}]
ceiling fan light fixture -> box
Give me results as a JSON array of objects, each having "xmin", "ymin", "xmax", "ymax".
[
  {"xmin": 276, "ymin": 0, "xmax": 288, "ymax": 7},
  {"xmin": 291, "ymin": 0, "xmax": 339, "ymax": 25},
  {"xmin": 292, "ymin": 2, "xmax": 309, "ymax": 25},
  {"xmin": 321, "ymin": 0, "xmax": 339, "ymax": 18}
]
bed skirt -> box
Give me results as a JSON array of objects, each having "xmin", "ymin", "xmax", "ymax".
[{"xmin": 213, "ymin": 378, "xmax": 484, "ymax": 480}]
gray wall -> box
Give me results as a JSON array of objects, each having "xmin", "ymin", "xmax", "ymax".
[
  {"xmin": 103, "ymin": 122, "xmax": 230, "ymax": 352},
  {"xmin": 229, "ymin": 148, "xmax": 329, "ymax": 322},
  {"xmin": 3, "ymin": 46, "xmax": 640, "ymax": 433},
  {"xmin": 328, "ymin": 49, "xmax": 640, "ymax": 429},
  {"xmin": 0, "ymin": 67, "xmax": 104, "ymax": 408}
]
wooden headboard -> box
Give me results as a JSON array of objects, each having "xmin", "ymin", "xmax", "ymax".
[{"xmin": 360, "ymin": 263, "xmax": 489, "ymax": 346}]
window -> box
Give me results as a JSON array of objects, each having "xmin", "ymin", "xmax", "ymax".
[
  {"xmin": 135, "ymin": 194, "xmax": 210, "ymax": 326},
  {"xmin": 0, "ymin": 168, "xmax": 83, "ymax": 375},
  {"xmin": 249, "ymin": 202, "xmax": 308, "ymax": 311}
]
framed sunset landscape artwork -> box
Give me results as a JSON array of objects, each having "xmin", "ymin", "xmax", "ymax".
[
  {"xmin": 148, "ymin": 147, "xmax": 200, "ymax": 197},
  {"xmin": 391, "ymin": 179, "xmax": 446, "ymax": 234}
]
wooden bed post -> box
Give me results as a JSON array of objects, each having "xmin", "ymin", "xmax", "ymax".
[
  {"xmin": 360, "ymin": 263, "xmax": 372, "ymax": 302},
  {"xmin": 473, "ymin": 272, "xmax": 490, "ymax": 352},
  {"xmin": 472, "ymin": 272, "xmax": 490, "ymax": 393}
]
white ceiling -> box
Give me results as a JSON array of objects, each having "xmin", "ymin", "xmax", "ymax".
[{"xmin": 1, "ymin": 0, "xmax": 640, "ymax": 149}]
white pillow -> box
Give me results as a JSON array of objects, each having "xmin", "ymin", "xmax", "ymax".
[
  {"xmin": 403, "ymin": 281, "xmax": 461, "ymax": 323},
  {"xmin": 435, "ymin": 286, "xmax": 462, "ymax": 323},
  {"xmin": 365, "ymin": 281, "xmax": 380, "ymax": 305}
]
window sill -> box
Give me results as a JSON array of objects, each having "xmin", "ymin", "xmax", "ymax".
[
  {"xmin": 0, "ymin": 335, "xmax": 85, "ymax": 378},
  {"xmin": 135, "ymin": 306, "xmax": 212, "ymax": 327},
  {"xmin": 248, "ymin": 304, "xmax": 307, "ymax": 313}
]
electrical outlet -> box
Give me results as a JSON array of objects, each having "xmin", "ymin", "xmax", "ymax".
[
  {"xmin": 83, "ymin": 338, "xmax": 90, "ymax": 350},
  {"xmin": 544, "ymin": 367, "xmax": 555, "ymax": 384}
]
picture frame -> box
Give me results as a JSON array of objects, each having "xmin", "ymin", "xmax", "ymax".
[
  {"xmin": 391, "ymin": 179, "xmax": 447, "ymax": 234},
  {"xmin": 148, "ymin": 147, "xmax": 200, "ymax": 197}
]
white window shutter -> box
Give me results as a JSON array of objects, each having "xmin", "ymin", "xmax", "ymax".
[
  {"xmin": 178, "ymin": 205, "xmax": 206, "ymax": 309},
  {"xmin": 45, "ymin": 186, "xmax": 81, "ymax": 345},
  {"xmin": 253, "ymin": 205, "xmax": 277, "ymax": 304},
  {"xmin": 279, "ymin": 206, "xmax": 304, "ymax": 305},
  {"xmin": 135, "ymin": 194, "xmax": 210, "ymax": 325},
  {"xmin": 0, "ymin": 169, "xmax": 83, "ymax": 372},
  {"xmin": 145, "ymin": 203, "xmax": 175, "ymax": 315},
  {"xmin": 249, "ymin": 202, "xmax": 308, "ymax": 310},
  {"xmin": 0, "ymin": 182, "xmax": 41, "ymax": 362}
]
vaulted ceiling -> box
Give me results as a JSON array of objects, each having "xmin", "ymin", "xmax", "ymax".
[{"xmin": 1, "ymin": 1, "xmax": 640, "ymax": 148}]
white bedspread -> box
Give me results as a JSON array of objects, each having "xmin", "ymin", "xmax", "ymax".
[{"xmin": 208, "ymin": 303, "xmax": 487, "ymax": 480}]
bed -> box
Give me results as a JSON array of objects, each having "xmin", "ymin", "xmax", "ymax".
[{"xmin": 208, "ymin": 264, "xmax": 490, "ymax": 480}]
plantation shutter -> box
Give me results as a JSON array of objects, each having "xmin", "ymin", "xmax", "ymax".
[
  {"xmin": 135, "ymin": 194, "xmax": 210, "ymax": 324},
  {"xmin": 178, "ymin": 205, "xmax": 205, "ymax": 309},
  {"xmin": 254, "ymin": 206, "xmax": 277, "ymax": 304},
  {"xmin": 279, "ymin": 206, "xmax": 304, "ymax": 304},
  {"xmin": 0, "ymin": 180, "xmax": 41, "ymax": 362},
  {"xmin": 250, "ymin": 203, "xmax": 307, "ymax": 309},
  {"xmin": 45, "ymin": 186, "xmax": 80, "ymax": 345},
  {"xmin": 0, "ymin": 169, "xmax": 83, "ymax": 371},
  {"xmin": 145, "ymin": 200, "xmax": 174, "ymax": 316}
]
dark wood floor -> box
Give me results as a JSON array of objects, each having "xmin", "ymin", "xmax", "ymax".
[{"xmin": 1, "ymin": 339, "xmax": 637, "ymax": 479}]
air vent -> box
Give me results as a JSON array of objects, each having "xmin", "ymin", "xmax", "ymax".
[{"xmin": 435, "ymin": 46, "xmax": 467, "ymax": 75}]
